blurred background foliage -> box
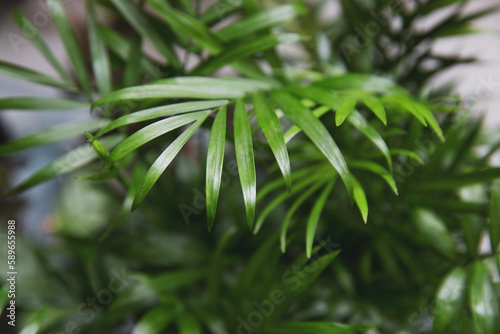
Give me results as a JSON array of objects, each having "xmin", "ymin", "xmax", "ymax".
[{"xmin": 0, "ymin": 0, "xmax": 500, "ymax": 333}]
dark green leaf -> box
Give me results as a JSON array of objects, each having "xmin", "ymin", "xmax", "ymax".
[
  {"xmin": 0, "ymin": 61, "xmax": 74, "ymax": 91},
  {"xmin": 490, "ymin": 180, "xmax": 500, "ymax": 250},
  {"xmin": 0, "ymin": 97, "xmax": 88, "ymax": 110},
  {"xmin": 433, "ymin": 267, "xmax": 467, "ymax": 333},
  {"xmin": 132, "ymin": 306, "xmax": 177, "ymax": 334},
  {"xmin": 469, "ymin": 261, "xmax": 500, "ymax": 334},
  {"xmin": 335, "ymin": 97, "xmax": 356, "ymax": 126},
  {"xmin": 306, "ymin": 181, "xmax": 334, "ymax": 258}
]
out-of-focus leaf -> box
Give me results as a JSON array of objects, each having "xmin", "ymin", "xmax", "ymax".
[
  {"xmin": 87, "ymin": 0, "xmax": 112, "ymax": 95},
  {"xmin": 13, "ymin": 10, "xmax": 72, "ymax": 83},
  {"xmin": 132, "ymin": 306, "xmax": 177, "ymax": 334},
  {"xmin": 19, "ymin": 307, "xmax": 47, "ymax": 334},
  {"xmin": 217, "ymin": 4, "xmax": 306, "ymax": 42},
  {"xmin": 154, "ymin": 76, "xmax": 274, "ymax": 92},
  {"xmin": 349, "ymin": 160, "xmax": 398, "ymax": 195},
  {"xmin": 0, "ymin": 61, "xmax": 74, "ymax": 91},
  {"xmin": 359, "ymin": 94, "xmax": 387, "ymax": 125},
  {"xmin": 234, "ymin": 99, "xmax": 256, "ymax": 229},
  {"xmin": 432, "ymin": 267, "xmax": 467, "ymax": 333},
  {"xmin": 306, "ymin": 181, "xmax": 334, "ymax": 258},
  {"xmin": 490, "ymin": 180, "xmax": 500, "ymax": 250},
  {"xmin": 412, "ymin": 209, "xmax": 455, "ymax": 259},
  {"xmin": 0, "ymin": 119, "xmax": 108, "ymax": 155},
  {"xmin": 177, "ymin": 314, "xmax": 202, "ymax": 334},
  {"xmin": 110, "ymin": 0, "xmax": 180, "ymax": 69},
  {"xmin": 96, "ymin": 100, "xmax": 227, "ymax": 137},
  {"xmin": 104, "ymin": 111, "xmax": 209, "ymax": 169},
  {"xmin": 132, "ymin": 116, "xmax": 208, "ymax": 210},
  {"xmin": 469, "ymin": 261, "xmax": 500, "ymax": 334},
  {"xmin": 381, "ymin": 94, "xmax": 427, "ymax": 126},
  {"xmin": 48, "ymin": 0, "xmax": 91, "ymax": 98},
  {"xmin": 0, "ymin": 97, "xmax": 88, "ymax": 110},
  {"xmin": 422, "ymin": 168, "xmax": 500, "ymax": 190},
  {"xmin": 335, "ymin": 97, "xmax": 356, "ymax": 126},
  {"xmin": 391, "ymin": 149, "xmax": 424, "ymax": 164},
  {"xmin": 194, "ymin": 34, "xmax": 301, "ymax": 75},
  {"xmin": 317, "ymin": 74, "xmax": 404, "ymax": 94},
  {"xmin": 254, "ymin": 92, "xmax": 291, "ymax": 191},
  {"xmin": 200, "ymin": 0, "xmax": 243, "ymax": 24},
  {"xmin": 206, "ymin": 107, "xmax": 226, "ymax": 230},
  {"xmin": 139, "ymin": 268, "xmax": 206, "ymax": 294},
  {"xmin": 6, "ymin": 135, "xmax": 122, "ymax": 196},
  {"xmin": 148, "ymin": 0, "xmax": 222, "ymax": 54},
  {"xmin": 262, "ymin": 321, "xmax": 370, "ymax": 334},
  {"xmin": 272, "ymin": 91, "xmax": 353, "ymax": 199}
]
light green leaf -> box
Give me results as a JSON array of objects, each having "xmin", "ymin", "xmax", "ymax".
[
  {"xmin": 306, "ymin": 181, "xmax": 334, "ymax": 258},
  {"xmin": 6, "ymin": 135, "xmax": 122, "ymax": 196},
  {"xmin": 0, "ymin": 97, "xmax": 88, "ymax": 110},
  {"xmin": 412, "ymin": 209, "xmax": 455, "ymax": 259},
  {"xmin": 352, "ymin": 176, "xmax": 368, "ymax": 223},
  {"xmin": 432, "ymin": 267, "xmax": 467, "ymax": 333},
  {"xmin": 272, "ymin": 91, "xmax": 353, "ymax": 200},
  {"xmin": 153, "ymin": 76, "xmax": 274, "ymax": 91},
  {"xmin": 96, "ymin": 100, "xmax": 228, "ymax": 137},
  {"xmin": 110, "ymin": 0, "xmax": 180, "ymax": 69},
  {"xmin": 86, "ymin": 0, "xmax": 112, "ymax": 95},
  {"xmin": 348, "ymin": 110, "xmax": 393, "ymax": 171},
  {"xmin": 284, "ymin": 105, "xmax": 330, "ymax": 144},
  {"xmin": 469, "ymin": 261, "xmax": 500, "ymax": 334},
  {"xmin": 200, "ymin": 0, "xmax": 243, "ymax": 23},
  {"xmin": 414, "ymin": 101, "xmax": 445, "ymax": 142},
  {"xmin": 254, "ymin": 92, "xmax": 291, "ymax": 191},
  {"xmin": 359, "ymin": 94, "xmax": 387, "ymax": 125},
  {"xmin": 317, "ymin": 74, "xmax": 404, "ymax": 94},
  {"xmin": 177, "ymin": 314, "xmax": 202, "ymax": 334},
  {"xmin": 0, "ymin": 61, "xmax": 74, "ymax": 91},
  {"xmin": 140, "ymin": 268, "xmax": 206, "ymax": 293},
  {"xmin": 105, "ymin": 111, "xmax": 209, "ymax": 169},
  {"xmin": 148, "ymin": 0, "xmax": 223, "ymax": 54},
  {"xmin": 194, "ymin": 33, "xmax": 302, "ymax": 75},
  {"xmin": 19, "ymin": 307, "xmax": 47, "ymax": 334},
  {"xmin": 349, "ymin": 160, "xmax": 398, "ymax": 195},
  {"xmin": 391, "ymin": 149, "xmax": 424, "ymax": 165},
  {"xmin": 48, "ymin": 0, "xmax": 91, "ymax": 98},
  {"xmin": 234, "ymin": 99, "xmax": 256, "ymax": 229},
  {"xmin": 217, "ymin": 4, "xmax": 306, "ymax": 42},
  {"xmin": 335, "ymin": 97, "xmax": 356, "ymax": 126},
  {"xmin": 0, "ymin": 119, "xmax": 108, "ymax": 155},
  {"xmin": 132, "ymin": 116, "xmax": 208, "ymax": 210},
  {"xmin": 381, "ymin": 94, "xmax": 427, "ymax": 126},
  {"xmin": 132, "ymin": 306, "xmax": 176, "ymax": 334},
  {"xmin": 490, "ymin": 180, "xmax": 500, "ymax": 250},
  {"xmin": 92, "ymin": 84, "xmax": 244, "ymax": 108},
  {"xmin": 13, "ymin": 10, "xmax": 72, "ymax": 83},
  {"xmin": 206, "ymin": 107, "xmax": 226, "ymax": 230}
]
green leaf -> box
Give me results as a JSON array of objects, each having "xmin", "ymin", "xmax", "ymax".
[
  {"xmin": 19, "ymin": 307, "xmax": 47, "ymax": 334},
  {"xmin": 177, "ymin": 314, "xmax": 202, "ymax": 334},
  {"xmin": 414, "ymin": 101, "xmax": 445, "ymax": 142},
  {"xmin": 0, "ymin": 119, "xmax": 108, "ymax": 155},
  {"xmin": 422, "ymin": 168, "xmax": 500, "ymax": 190},
  {"xmin": 96, "ymin": 100, "xmax": 228, "ymax": 137},
  {"xmin": 359, "ymin": 94, "xmax": 387, "ymax": 125},
  {"xmin": 306, "ymin": 181, "xmax": 334, "ymax": 258},
  {"xmin": 13, "ymin": 10, "xmax": 72, "ymax": 83},
  {"xmin": 381, "ymin": 94, "xmax": 427, "ymax": 126},
  {"xmin": 348, "ymin": 110, "xmax": 393, "ymax": 171},
  {"xmin": 272, "ymin": 91, "xmax": 353, "ymax": 199},
  {"xmin": 200, "ymin": 0, "xmax": 243, "ymax": 24},
  {"xmin": 148, "ymin": 0, "xmax": 223, "ymax": 54},
  {"xmin": 317, "ymin": 74, "xmax": 404, "ymax": 94},
  {"xmin": 105, "ymin": 111, "xmax": 209, "ymax": 169},
  {"xmin": 194, "ymin": 33, "xmax": 302, "ymax": 75},
  {"xmin": 206, "ymin": 107, "xmax": 226, "ymax": 230},
  {"xmin": 254, "ymin": 93, "xmax": 291, "ymax": 191},
  {"xmin": 412, "ymin": 209, "xmax": 455, "ymax": 259},
  {"xmin": 490, "ymin": 180, "xmax": 500, "ymax": 250},
  {"xmin": 6, "ymin": 135, "xmax": 122, "ymax": 196},
  {"xmin": 132, "ymin": 116, "xmax": 208, "ymax": 210},
  {"xmin": 217, "ymin": 4, "xmax": 306, "ymax": 42},
  {"xmin": 391, "ymin": 149, "xmax": 424, "ymax": 165},
  {"xmin": 0, "ymin": 284, "xmax": 9, "ymax": 311},
  {"xmin": 349, "ymin": 160, "xmax": 398, "ymax": 195},
  {"xmin": 0, "ymin": 97, "xmax": 88, "ymax": 110},
  {"xmin": 153, "ymin": 76, "xmax": 274, "ymax": 91},
  {"xmin": 432, "ymin": 267, "xmax": 467, "ymax": 334},
  {"xmin": 469, "ymin": 261, "xmax": 500, "ymax": 334},
  {"xmin": 132, "ymin": 306, "xmax": 177, "ymax": 334},
  {"xmin": 86, "ymin": 0, "xmax": 112, "ymax": 95},
  {"xmin": 281, "ymin": 181, "xmax": 325, "ymax": 253},
  {"xmin": 0, "ymin": 61, "xmax": 74, "ymax": 91},
  {"xmin": 352, "ymin": 176, "xmax": 368, "ymax": 223},
  {"xmin": 262, "ymin": 321, "xmax": 370, "ymax": 334},
  {"xmin": 110, "ymin": 0, "xmax": 180, "ymax": 69},
  {"xmin": 140, "ymin": 268, "xmax": 206, "ymax": 293},
  {"xmin": 92, "ymin": 84, "xmax": 244, "ymax": 108},
  {"xmin": 335, "ymin": 97, "xmax": 356, "ymax": 126},
  {"xmin": 234, "ymin": 99, "xmax": 256, "ymax": 229},
  {"xmin": 48, "ymin": 0, "xmax": 91, "ymax": 98}
]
